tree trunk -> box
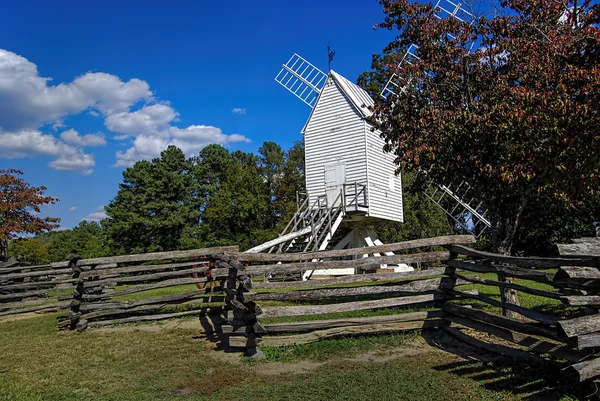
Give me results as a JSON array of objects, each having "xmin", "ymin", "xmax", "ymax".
[
  {"xmin": 490, "ymin": 197, "xmax": 527, "ymax": 319},
  {"xmin": 0, "ymin": 237, "xmax": 8, "ymax": 260}
]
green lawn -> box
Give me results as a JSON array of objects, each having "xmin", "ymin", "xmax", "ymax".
[{"xmin": 1, "ymin": 313, "xmax": 586, "ymax": 401}]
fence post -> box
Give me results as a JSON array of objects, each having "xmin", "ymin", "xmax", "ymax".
[
  {"xmin": 217, "ymin": 254, "xmax": 265, "ymax": 360},
  {"xmin": 67, "ymin": 255, "xmax": 87, "ymax": 331}
]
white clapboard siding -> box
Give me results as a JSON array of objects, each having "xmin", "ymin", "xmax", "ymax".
[
  {"xmin": 301, "ymin": 69, "xmax": 404, "ymax": 223},
  {"xmin": 303, "ymin": 75, "xmax": 368, "ymax": 207},
  {"xmin": 366, "ymin": 124, "xmax": 404, "ymax": 222}
]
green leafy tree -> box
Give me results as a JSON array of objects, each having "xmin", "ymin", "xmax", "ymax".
[
  {"xmin": 203, "ymin": 151, "xmax": 273, "ymax": 250},
  {"xmin": 103, "ymin": 146, "xmax": 201, "ymax": 254},
  {"xmin": 0, "ymin": 169, "xmax": 60, "ymax": 259},
  {"xmin": 366, "ymin": 0, "xmax": 599, "ymax": 255},
  {"xmin": 365, "ymin": 0, "xmax": 599, "ymax": 314},
  {"xmin": 8, "ymin": 238, "xmax": 50, "ymax": 265},
  {"xmin": 44, "ymin": 221, "xmax": 108, "ymax": 262}
]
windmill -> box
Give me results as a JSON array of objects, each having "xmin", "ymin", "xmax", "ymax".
[
  {"xmin": 380, "ymin": 0, "xmax": 491, "ymax": 237},
  {"xmin": 246, "ymin": 54, "xmax": 409, "ymax": 279}
]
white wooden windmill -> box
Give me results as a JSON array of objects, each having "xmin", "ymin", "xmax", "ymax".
[
  {"xmin": 246, "ymin": 54, "xmax": 408, "ymax": 278},
  {"xmin": 246, "ymin": 0, "xmax": 491, "ymax": 279}
]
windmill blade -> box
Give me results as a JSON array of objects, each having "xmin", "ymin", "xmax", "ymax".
[
  {"xmin": 275, "ymin": 53, "xmax": 327, "ymax": 108},
  {"xmin": 433, "ymin": 0, "xmax": 474, "ymax": 23},
  {"xmin": 424, "ymin": 180, "xmax": 490, "ymax": 237},
  {"xmin": 381, "ymin": 44, "xmax": 420, "ymax": 98}
]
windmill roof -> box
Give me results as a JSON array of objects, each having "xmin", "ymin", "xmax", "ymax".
[
  {"xmin": 329, "ymin": 70, "xmax": 374, "ymax": 118},
  {"xmin": 301, "ymin": 70, "xmax": 375, "ymax": 134}
]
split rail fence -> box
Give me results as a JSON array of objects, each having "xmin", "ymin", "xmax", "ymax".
[{"xmin": 3, "ymin": 235, "xmax": 600, "ymax": 383}]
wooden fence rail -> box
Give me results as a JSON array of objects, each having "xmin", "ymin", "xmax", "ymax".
[{"xmin": 4, "ymin": 234, "xmax": 600, "ymax": 383}]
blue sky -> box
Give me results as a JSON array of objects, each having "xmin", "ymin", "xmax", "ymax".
[{"xmin": 0, "ymin": 0, "xmax": 396, "ymax": 229}]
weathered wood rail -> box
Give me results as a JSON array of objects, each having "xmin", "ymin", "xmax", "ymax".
[
  {"xmin": 4, "ymin": 234, "xmax": 600, "ymax": 384},
  {"xmin": 55, "ymin": 246, "xmax": 239, "ymax": 330}
]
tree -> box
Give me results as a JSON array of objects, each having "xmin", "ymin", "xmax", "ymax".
[
  {"xmin": 44, "ymin": 221, "xmax": 108, "ymax": 262},
  {"xmin": 365, "ymin": 0, "xmax": 599, "ymax": 253},
  {"xmin": 103, "ymin": 146, "xmax": 201, "ymax": 254},
  {"xmin": 0, "ymin": 169, "xmax": 60, "ymax": 259},
  {"xmin": 365, "ymin": 0, "xmax": 599, "ymax": 314},
  {"xmin": 203, "ymin": 150, "xmax": 273, "ymax": 250},
  {"xmin": 8, "ymin": 238, "xmax": 50, "ymax": 265}
]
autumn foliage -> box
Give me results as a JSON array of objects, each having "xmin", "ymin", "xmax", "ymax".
[
  {"xmin": 0, "ymin": 169, "xmax": 60, "ymax": 258},
  {"xmin": 365, "ymin": 0, "xmax": 599, "ymax": 254}
]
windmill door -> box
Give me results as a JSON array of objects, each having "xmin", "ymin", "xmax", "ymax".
[{"xmin": 324, "ymin": 162, "xmax": 346, "ymax": 207}]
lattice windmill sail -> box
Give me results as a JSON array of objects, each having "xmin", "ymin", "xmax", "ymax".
[
  {"xmin": 379, "ymin": 0, "xmax": 490, "ymax": 237},
  {"xmin": 274, "ymin": 54, "xmax": 328, "ymax": 108}
]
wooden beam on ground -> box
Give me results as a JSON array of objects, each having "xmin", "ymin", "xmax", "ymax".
[
  {"xmin": 226, "ymin": 235, "xmax": 475, "ymax": 262},
  {"xmin": 563, "ymin": 357, "xmax": 600, "ymax": 382},
  {"xmin": 261, "ymin": 320, "xmax": 443, "ymax": 347},
  {"xmin": 441, "ymin": 325, "xmax": 547, "ymax": 364},
  {"xmin": 558, "ymin": 314, "xmax": 600, "ymax": 338},
  {"xmin": 51, "ymin": 246, "xmax": 239, "ymax": 268},
  {"xmin": 444, "ymin": 315, "xmax": 587, "ymax": 363},
  {"xmin": 262, "ymin": 310, "xmax": 445, "ymax": 333}
]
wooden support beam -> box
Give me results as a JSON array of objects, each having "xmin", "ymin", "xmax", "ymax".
[
  {"xmin": 445, "ymin": 259, "xmax": 554, "ymax": 284},
  {"xmin": 558, "ymin": 314, "xmax": 600, "ymax": 338},
  {"xmin": 86, "ymin": 306, "xmax": 228, "ymax": 327},
  {"xmin": 226, "ymin": 235, "xmax": 475, "ymax": 262},
  {"xmin": 243, "ymin": 251, "xmax": 449, "ymax": 276},
  {"xmin": 452, "ymin": 272, "xmax": 562, "ymax": 299},
  {"xmin": 79, "ymin": 261, "xmax": 208, "ymax": 279},
  {"xmin": 563, "ymin": 358, "xmax": 600, "ymax": 382}
]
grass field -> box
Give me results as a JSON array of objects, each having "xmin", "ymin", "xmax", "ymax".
[{"xmin": 0, "ymin": 270, "xmax": 593, "ymax": 400}]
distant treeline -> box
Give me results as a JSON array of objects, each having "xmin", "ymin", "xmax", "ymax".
[{"xmin": 8, "ymin": 141, "xmax": 599, "ymax": 265}]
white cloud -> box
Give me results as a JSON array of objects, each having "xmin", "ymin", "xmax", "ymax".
[
  {"xmin": 115, "ymin": 125, "xmax": 251, "ymax": 167},
  {"xmin": 0, "ymin": 49, "xmax": 253, "ymax": 170},
  {"xmin": 0, "ymin": 129, "xmax": 96, "ymax": 174},
  {"xmin": 69, "ymin": 206, "xmax": 77, "ymax": 212},
  {"xmin": 0, "ymin": 49, "xmax": 152, "ymax": 132},
  {"xmin": 60, "ymin": 129, "xmax": 106, "ymax": 147},
  {"xmin": 82, "ymin": 206, "xmax": 108, "ymax": 222},
  {"xmin": 105, "ymin": 104, "xmax": 178, "ymax": 137}
]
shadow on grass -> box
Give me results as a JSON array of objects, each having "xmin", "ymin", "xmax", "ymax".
[
  {"xmin": 422, "ymin": 330, "xmax": 599, "ymax": 400},
  {"xmin": 198, "ymin": 313, "xmax": 249, "ymax": 356}
]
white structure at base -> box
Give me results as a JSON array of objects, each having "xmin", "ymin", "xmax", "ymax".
[{"xmin": 303, "ymin": 227, "xmax": 413, "ymax": 280}]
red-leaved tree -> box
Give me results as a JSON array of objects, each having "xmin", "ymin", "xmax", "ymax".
[
  {"xmin": 363, "ymin": 0, "xmax": 599, "ymax": 315},
  {"xmin": 0, "ymin": 169, "xmax": 60, "ymax": 259},
  {"xmin": 365, "ymin": 0, "xmax": 599, "ymax": 254}
]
